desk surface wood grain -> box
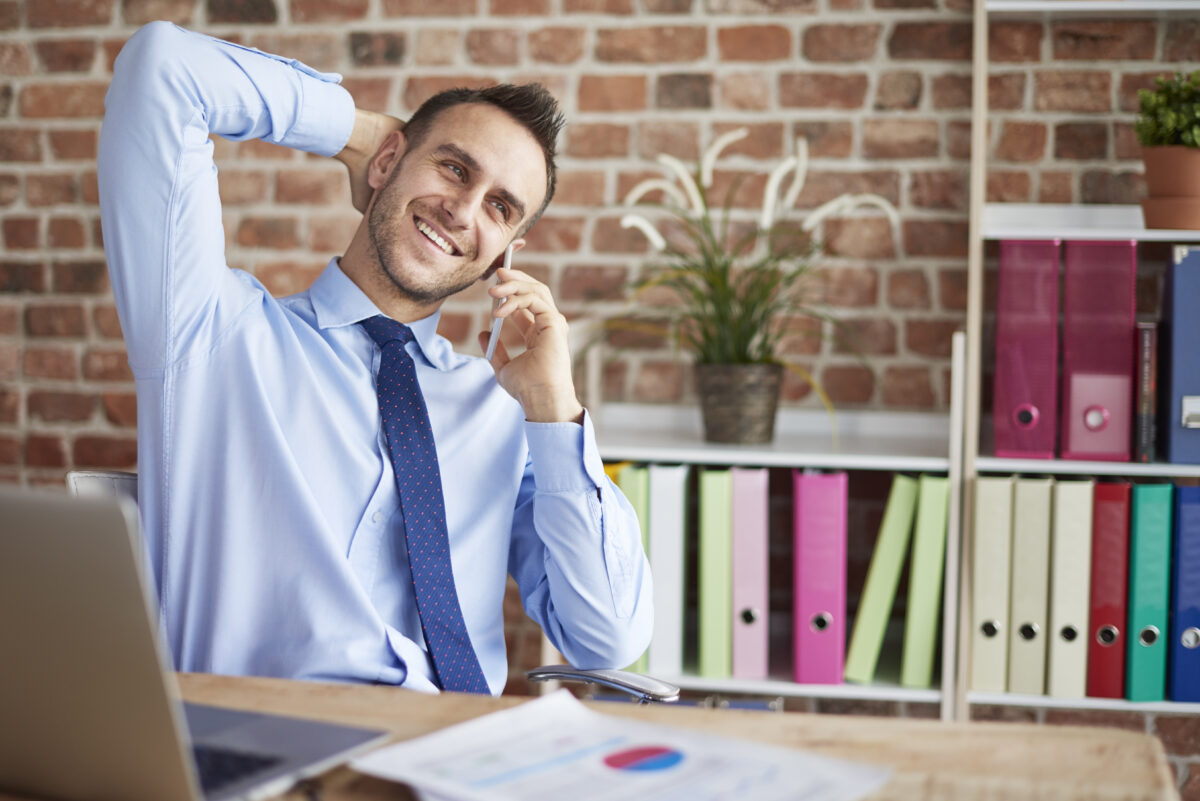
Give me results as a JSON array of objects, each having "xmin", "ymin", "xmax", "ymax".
[{"xmin": 174, "ymin": 673, "xmax": 1177, "ymax": 801}]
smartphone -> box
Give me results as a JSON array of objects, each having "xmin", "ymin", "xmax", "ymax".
[{"xmin": 484, "ymin": 244, "xmax": 514, "ymax": 361}]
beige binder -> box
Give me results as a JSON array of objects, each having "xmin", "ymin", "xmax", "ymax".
[
  {"xmin": 971, "ymin": 476, "xmax": 1014, "ymax": 692},
  {"xmin": 1007, "ymin": 477, "xmax": 1054, "ymax": 695},
  {"xmin": 1045, "ymin": 479, "xmax": 1095, "ymax": 698}
]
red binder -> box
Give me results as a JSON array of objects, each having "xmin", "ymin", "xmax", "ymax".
[{"xmin": 1086, "ymin": 481, "xmax": 1131, "ymax": 698}]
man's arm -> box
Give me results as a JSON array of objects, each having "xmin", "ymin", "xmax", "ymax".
[{"xmin": 334, "ymin": 109, "xmax": 404, "ymax": 214}]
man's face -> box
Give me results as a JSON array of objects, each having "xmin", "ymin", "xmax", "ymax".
[{"xmin": 366, "ymin": 103, "xmax": 548, "ymax": 305}]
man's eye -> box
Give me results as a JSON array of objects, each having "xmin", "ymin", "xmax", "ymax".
[
  {"xmin": 446, "ymin": 163, "xmax": 464, "ymax": 178},
  {"xmin": 491, "ymin": 200, "xmax": 509, "ymax": 219}
]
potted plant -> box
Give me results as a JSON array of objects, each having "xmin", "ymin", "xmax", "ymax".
[
  {"xmin": 1135, "ymin": 69, "xmax": 1200, "ymax": 230},
  {"xmin": 615, "ymin": 130, "xmax": 898, "ymax": 445}
]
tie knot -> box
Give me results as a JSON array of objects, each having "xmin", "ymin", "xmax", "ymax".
[{"xmin": 360, "ymin": 315, "xmax": 414, "ymax": 348}]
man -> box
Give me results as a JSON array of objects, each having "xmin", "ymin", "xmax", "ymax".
[{"xmin": 97, "ymin": 22, "xmax": 652, "ymax": 695}]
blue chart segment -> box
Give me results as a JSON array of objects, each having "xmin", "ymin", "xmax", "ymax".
[{"xmin": 603, "ymin": 746, "xmax": 684, "ymax": 772}]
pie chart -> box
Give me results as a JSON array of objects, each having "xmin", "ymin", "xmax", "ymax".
[{"xmin": 602, "ymin": 745, "xmax": 684, "ymax": 772}]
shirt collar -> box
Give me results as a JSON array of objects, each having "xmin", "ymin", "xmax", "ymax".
[{"xmin": 309, "ymin": 258, "xmax": 456, "ymax": 371}]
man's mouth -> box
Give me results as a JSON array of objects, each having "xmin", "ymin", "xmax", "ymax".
[{"xmin": 415, "ymin": 218, "xmax": 460, "ymax": 256}]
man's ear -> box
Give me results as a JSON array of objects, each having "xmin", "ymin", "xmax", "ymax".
[{"xmin": 367, "ymin": 129, "xmax": 407, "ymax": 192}]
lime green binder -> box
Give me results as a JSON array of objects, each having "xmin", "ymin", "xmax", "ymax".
[
  {"xmin": 1127, "ymin": 483, "xmax": 1173, "ymax": 702},
  {"xmin": 900, "ymin": 474, "xmax": 950, "ymax": 688},
  {"xmin": 616, "ymin": 463, "xmax": 650, "ymax": 673},
  {"xmin": 844, "ymin": 474, "xmax": 918, "ymax": 684},
  {"xmin": 698, "ymin": 468, "xmax": 733, "ymax": 678}
]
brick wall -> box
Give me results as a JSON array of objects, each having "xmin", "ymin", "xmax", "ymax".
[{"xmin": 2, "ymin": 0, "xmax": 1197, "ymax": 791}]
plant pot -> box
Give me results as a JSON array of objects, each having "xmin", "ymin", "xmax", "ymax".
[
  {"xmin": 1140, "ymin": 145, "xmax": 1200, "ymax": 229},
  {"xmin": 694, "ymin": 363, "xmax": 783, "ymax": 445}
]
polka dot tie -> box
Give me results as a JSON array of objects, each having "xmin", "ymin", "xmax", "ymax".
[{"xmin": 360, "ymin": 316, "xmax": 490, "ymax": 694}]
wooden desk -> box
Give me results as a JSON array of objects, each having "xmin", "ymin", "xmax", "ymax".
[{"xmin": 176, "ymin": 674, "xmax": 1178, "ymax": 801}]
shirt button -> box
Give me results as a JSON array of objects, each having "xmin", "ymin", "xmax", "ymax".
[{"xmin": 371, "ymin": 510, "xmax": 383, "ymax": 524}]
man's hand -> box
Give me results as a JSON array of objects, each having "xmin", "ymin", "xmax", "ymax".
[
  {"xmin": 478, "ymin": 267, "xmax": 584, "ymax": 424},
  {"xmin": 334, "ymin": 108, "xmax": 405, "ymax": 213}
]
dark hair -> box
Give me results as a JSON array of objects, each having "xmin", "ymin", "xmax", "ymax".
[{"xmin": 402, "ymin": 84, "xmax": 566, "ymax": 234}]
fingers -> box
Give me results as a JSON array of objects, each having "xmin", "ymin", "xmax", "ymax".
[{"xmin": 488, "ymin": 268, "xmax": 566, "ymax": 329}]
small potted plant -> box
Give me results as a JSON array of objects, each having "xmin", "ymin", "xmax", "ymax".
[
  {"xmin": 1135, "ymin": 69, "xmax": 1200, "ymax": 230},
  {"xmin": 615, "ymin": 130, "xmax": 898, "ymax": 445}
]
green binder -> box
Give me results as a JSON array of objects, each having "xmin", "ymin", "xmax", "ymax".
[
  {"xmin": 844, "ymin": 474, "xmax": 918, "ymax": 684},
  {"xmin": 698, "ymin": 468, "xmax": 733, "ymax": 679},
  {"xmin": 1127, "ymin": 483, "xmax": 1173, "ymax": 702},
  {"xmin": 900, "ymin": 474, "xmax": 950, "ymax": 688},
  {"xmin": 616, "ymin": 463, "xmax": 650, "ymax": 673}
]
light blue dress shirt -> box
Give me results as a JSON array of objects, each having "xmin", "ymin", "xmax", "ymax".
[{"xmin": 96, "ymin": 22, "xmax": 652, "ymax": 694}]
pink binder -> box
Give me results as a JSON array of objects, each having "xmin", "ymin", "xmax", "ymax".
[
  {"xmin": 731, "ymin": 467, "xmax": 770, "ymax": 680},
  {"xmin": 793, "ymin": 470, "xmax": 849, "ymax": 684}
]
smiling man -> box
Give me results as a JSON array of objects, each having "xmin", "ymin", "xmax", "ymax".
[{"xmin": 96, "ymin": 22, "xmax": 652, "ymax": 695}]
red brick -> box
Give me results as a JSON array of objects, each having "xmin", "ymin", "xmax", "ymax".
[
  {"xmin": 579, "ymin": 75, "xmax": 647, "ymax": 112},
  {"xmin": 706, "ymin": 169, "xmax": 767, "ymax": 210},
  {"xmin": 1119, "ymin": 72, "xmax": 1163, "ymax": 113},
  {"xmin": 989, "ymin": 22, "xmax": 1041, "ymax": 63},
  {"xmin": 931, "ymin": 74, "xmax": 970, "ymax": 110},
  {"xmin": 0, "ymin": 342, "xmax": 15, "ymax": 380},
  {"xmin": 1035, "ymin": 71, "xmax": 1111, "ymax": 112},
  {"xmin": 814, "ymin": 266, "xmax": 877, "ymax": 308},
  {"xmin": 717, "ymin": 73, "xmax": 770, "ymax": 111},
  {"xmin": 414, "ymin": 30, "xmax": 459, "ymax": 66},
  {"xmin": 0, "ymin": 434, "xmax": 18, "ymax": 465},
  {"xmin": 26, "ymin": 434, "xmax": 67, "ymax": 468},
  {"xmin": 93, "ymin": 305, "xmax": 123, "ymax": 339},
  {"xmin": 255, "ymin": 261, "xmax": 322, "ymax": 297},
  {"xmin": 1052, "ymin": 20, "xmax": 1155, "ymax": 60},
  {"xmin": 337, "ymin": 78, "xmax": 390, "ymax": 114},
  {"xmin": 824, "ymin": 217, "xmax": 896, "ymax": 260},
  {"xmin": 561, "ymin": 264, "xmax": 630, "ymax": 302},
  {"xmin": 0, "ymin": 386, "xmax": 16, "ymax": 424},
  {"xmin": 780, "ymin": 72, "xmax": 868, "ymax": 109},
  {"xmin": 247, "ymin": 33, "xmax": 339, "ymax": 72},
  {"xmin": 81, "ymin": 170, "xmax": 99, "ymax": 206},
  {"xmin": 906, "ymin": 318, "xmax": 958, "ymax": 357},
  {"xmin": 566, "ymin": 123, "xmax": 630, "ymax": 158},
  {"xmin": 26, "ymin": 303, "xmax": 85, "ymax": 337},
  {"xmin": 989, "ymin": 73, "xmax": 1026, "ymax": 110},
  {"xmin": 1045, "ymin": 708, "xmax": 1148, "ymax": 732},
  {"xmin": 290, "ymin": 0, "xmax": 367, "ymax": 22},
  {"xmin": 0, "ymin": 43, "xmax": 33, "ymax": 76},
  {"xmin": 382, "ymin": 0, "xmax": 474, "ymax": 13},
  {"xmin": 348, "ymin": 32, "xmax": 405, "ymax": 67},
  {"xmin": 779, "ymin": 316, "xmax": 823, "ymax": 357},
  {"xmin": 639, "ymin": 120, "xmax": 701, "ymax": 161},
  {"xmin": 492, "ymin": 0, "xmax": 551, "ymax": 12},
  {"xmin": 0, "ymin": 175, "xmax": 17, "ymax": 207},
  {"xmin": 904, "ymin": 219, "xmax": 968, "ymax": 258},
  {"xmin": 83, "ymin": 348, "xmax": 133, "ymax": 381},
  {"xmin": 714, "ymin": 122, "xmax": 782, "ymax": 160},
  {"xmin": 73, "ymin": 435, "xmax": 138, "ymax": 468},
  {"xmin": 275, "ymin": 169, "xmax": 346, "ymax": 205},
  {"xmin": 523, "ymin": 216, "xmax": 584, "ymax": 253},
  {"xmin": 121, "ymin": 0, "xmax": 196, "ymax": 25},
  {"xmin": 0, "ymin": 260, "xmax": 45, "ymax": 292},
  {"xmin": 35, "ymin": 39, "xmax": 95, "ymax": 73},
  {"xmin": 719, "ymin": 25, "xmax": 791, "ymax": 61},
  {"xmin": 466, "ymin": 29, "xmax": 519, "ymax": 66},
  {"xmin": 656, "ymin": 73, "xmax": 711, "ymax": 109},
  {"xmin": 27, "ymin": 174, "xmax": 78, "ymax": 207},
  {"xmin": 642, "ymin": 0, "xmax": 689, "ymax": 9},
  {"xmin": 595, "ymin": 26, "xmax": 706, "ymax": 63},
  {"xmin": 888, "ymin": 269, "xmax": 931, "ymax": 309},
  {"xmin": 3, "ymin": 217, "xmax": 38, "ymax": 250},
  {"xmin": 707, "ymin": 0, "xmax": 815, "ymax": 10},
  {"xmin": 23, "ymin": 346, "xmax": 77, "ymax": 379},
  {"xmin": 29, "ymin": 0, "xmax": 114, "ymax": 27},
  {"xmin": 947, "ymin": 121, "xmax": 973, "ymax": 159},
  {"xmin": 821, "ymin": 363, "xmax": 874, "ymax": 404},
  {"xmin": 236, "ymin": 216, "xmax": 299, "ymax": 249},
  {"xmin": 910, "ymin": 169, "xmax": 968, "ymax": 210},
  {"xmin": 529, "ymin": 27, "xmax": 585, "ymax": 64},
  {"xmin": 986, "ymin": 170, "xmax": 1032, "ymax": 202},
  {"xmin": 863, "ymin": 119, "xmax": 938, "ymax": 159},
  {"xmin": 48, "ymin": 129, "xmax": 97, "ymax": 160},
  {"xmin": 1165, "ymin": 20, "xmax": 1200, "ymax": 61},
  {"xmin": 52, "ymin": 260, "xmax": 107, "ymax": 293},
  {"xmin": 802, "ymin": 24, "xmax": 881, "ymax": 62},
  {"xmin": 1055, "ymin": 122, "xmax": 1107, "ymax": 160},
  {"xmin": 882, "ymin": 366, "xmax": 935, "ymax": 408},
  {"xmin": 0, "ymin": 129, "xmax": 43, "ymax": 163},
  {"xmin": 1038, "ymin": 171, "xmax": 1072, "ymax": 203},
  {"xmin": 875, "ymin": 71, "xmax": 922, "ymax": 110},
  {"xmin": 996, "ymin": 120, "xmax": 1047, "ymax": 162},
  {"xmin": 833, "ymin": 317, "xmax": 895, "ymax": 356},
  {"xmin": 553, "ymin": 170, "xmax": 605, "ymax": 206},
  {"xmin": 19, "ymin": 82, "xmax": 107, "ymax": 119},
  {"xmin": 889, "ymin": 22, "xmax": 971, "ymax": 61},
  {"xmin": 1114, "ymin": 123, "xmax": 1139, "ymax": 161},
  {"xmin": 632, "ymin": 360, "xmax": 683, "ymax": 403},
  {"xmin": 591, "ymin": 216, "xmax": 651, "ymax": 254},
  {"xmin": 403, "ymin": 75, "xmax": 496, "ymax": 110},
  {"xmin": 1081, "ymin": 170, "xmax": 1144, "ymax": 204},
  {"xmin": 564, "ymin": 0, "xmax": 633, "ymax": 10},
  {"xmin": 217, "ymin": 170, "xmax": 269, "ymax": 205},
  {"xmin": 792, "ymin": 170, "xmax": 900, "ymax": 209},
  {"xmin": 102, "ymin": 391, "xmax": 137, "ymax": 427},
  {"xmin": 792, "ymin": 121, "xmax": 854, "ymax": 158},
  {"xmin": 1181, "ymin": 766, "xmax": 1200, "ymax": 801},
  {"xmin": 28, "ymin": 390, "xmax": 95, "ymax": 422},
  {"xmin": 308, "ymin": 216, "xmax": 359, "ymax": 252}
]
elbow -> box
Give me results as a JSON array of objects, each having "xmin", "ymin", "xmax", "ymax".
[{"xmin": 110, "ymin": 21, "xmax": 186, "ymax": 93}]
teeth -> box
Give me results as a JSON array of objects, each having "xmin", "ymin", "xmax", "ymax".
[{"xmin": 416, "ymin": 220, "xmax": 454, "ymax": 255}]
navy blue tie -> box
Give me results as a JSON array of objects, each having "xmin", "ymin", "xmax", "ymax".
[{"xmin": 359, "ymin": 315, "xmax": 490, "ymax": 694}]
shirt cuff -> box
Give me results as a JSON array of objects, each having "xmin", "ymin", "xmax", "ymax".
[
  {"xmin": 524, "ymin": 408, "xmax": 607, "ymax": 493},
  {"xmin": 291, "ymin": 72, "xmax": 356, "ymax": 158}
]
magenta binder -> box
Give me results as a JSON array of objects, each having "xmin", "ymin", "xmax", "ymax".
[
  {"xmin": 731, "ymin": 467, "xmax": 770, "ymax": 680},
  {"xmin": 993, "ymin": 239, "xmax": 1060, "ymax": 458},
  {"xmin": 793, "ymin": 470, "xmax": 849, "ymax": 684},
  {"xmin": 1061, "ymin": 240, "xmax": 1137, "ymax": 461}
]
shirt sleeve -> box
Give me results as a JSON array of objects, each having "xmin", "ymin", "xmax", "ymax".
[
  {"xmin": 97, "ymin": 22, "xmax": 355, "ymax": 373},
  {"xmin": 507, "ymin": 410, "xmax": 654, "ymax": 670}
]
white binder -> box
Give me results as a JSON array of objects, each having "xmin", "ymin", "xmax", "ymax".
[
  {"xmin": 1046, "ymin": 479, "xmax": 1095, "ymax": 698},
  {"xmin": 971, "ymin": 476, "xmax": 1014, "ymax": 692},
  {"xmin": 1007, "ymin": 477, "xmax": 1053, "ymax": 695},
  {"xmin": 647, "ymin": 464, "xmax": 689, "ymax": 677}
]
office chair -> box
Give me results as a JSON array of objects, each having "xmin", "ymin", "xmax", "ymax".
[{"xmin": 65, "ymin": 470, "xmax": 679, "ymax": 704}]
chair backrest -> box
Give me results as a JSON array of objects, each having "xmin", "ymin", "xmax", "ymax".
[{"xmin": 66, "ymin": 469, "xmax": 139, "ymax": 502}]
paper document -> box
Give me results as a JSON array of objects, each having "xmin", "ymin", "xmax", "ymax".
[{"xmin": 352, "ymin": 690, "xmax": 890, "ymax": 801}]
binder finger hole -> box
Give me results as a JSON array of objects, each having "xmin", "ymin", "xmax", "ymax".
[
  {"xmin": 810, "ymin": 612, "xmax": 831, "ymax": 632},
  {"xmin": 1096, "ymin": 625, "xmax": 1119, "ymax": 647},
  {"xmin": 1019, "ymin": 623, "xmax": 1038, "ymax": 641},
  {"xmin": 1059, "ymin": 625, "xmax": 1078, "ymax": 642},
  {"xmin": 1138, "ymin": 626, "xmax": 1159, "ymax": 647},
  {"xmin": 981, "ymin": 620, "xmax": 1000, "ymax": 639}
]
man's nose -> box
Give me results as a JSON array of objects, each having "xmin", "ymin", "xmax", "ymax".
[{"xmin": 442, "ymin": 186, "xmax": 486, "ymax": 227}]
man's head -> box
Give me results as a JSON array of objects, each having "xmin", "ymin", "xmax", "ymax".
[{"xmin": 358, "ymin": 83, "xmax": 565, "ymax": 314}]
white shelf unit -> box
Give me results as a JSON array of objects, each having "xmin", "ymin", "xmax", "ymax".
[
  {"xmin": 592, "ymin": 398, "xmax": 960, "ymax": 719},
  {"xmin": 961, "ymin": 0, "xmax": 1200, "ymax": 721}
]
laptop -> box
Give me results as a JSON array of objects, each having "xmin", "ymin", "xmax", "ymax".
[{"xmin": 0, "ymin": 485, "xmax": 390, "ymax": 801}]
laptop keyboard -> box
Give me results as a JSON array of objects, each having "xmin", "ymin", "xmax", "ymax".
[{"xmin": 192, "ymin": 744, "xmax": 283, "ymax": 794}]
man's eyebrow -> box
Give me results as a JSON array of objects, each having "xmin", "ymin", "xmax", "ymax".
[{"xmin": 434, "ymin": 143, "xmax": 527, "ymax": 224}]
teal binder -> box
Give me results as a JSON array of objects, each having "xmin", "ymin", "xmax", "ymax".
[{"xmin": 1126, "ymin": 483, "xmax": 1173, "ymax": 702}]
